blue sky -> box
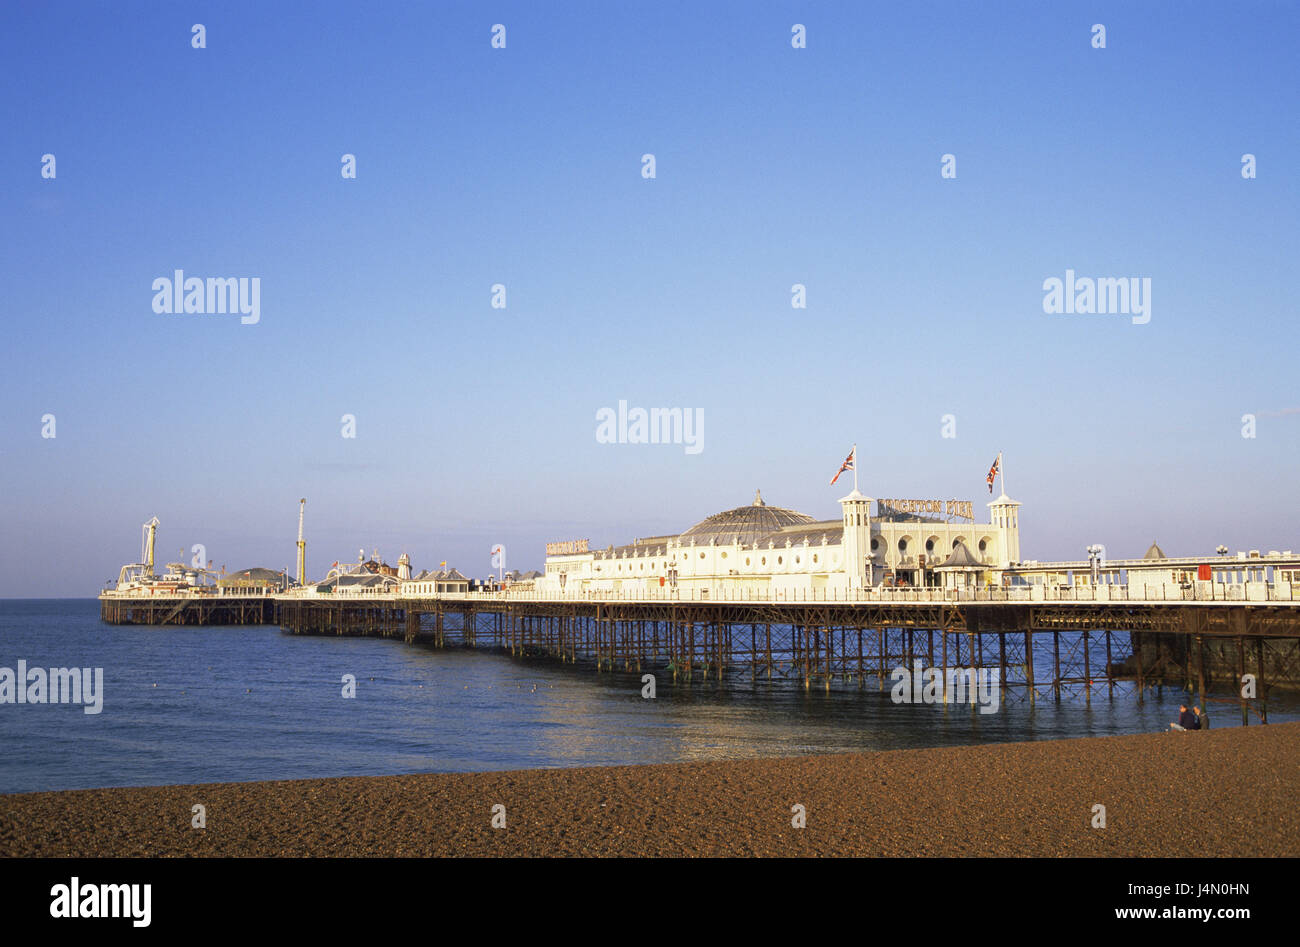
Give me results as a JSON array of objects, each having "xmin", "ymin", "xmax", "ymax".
[{"xmin": 3, "ymin": 1, "xmax": 1297, "ymax": 596}]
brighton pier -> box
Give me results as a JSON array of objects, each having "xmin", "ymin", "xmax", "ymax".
[{"xmin": 98, "ymin": 489, "xmax": 1300, "ymax": 723}]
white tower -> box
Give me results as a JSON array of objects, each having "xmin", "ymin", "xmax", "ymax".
[
  {"xmin": 397, "ymin": 552, "xmax": 411, "ymax": 581},
  {"xmin": 295, "ymin": 498, "xmax": 307, "ymax": 586},
  {"xmin": 141, "ymin": 516, "xmax": 160, "ymax": 576},
  {"xmin": 987, "ymin": 493, "xmax": 1022, "ymax": 566},
  {"xmin": 839, "ymin": 489, "xmax": 873, "ymax": 589}
]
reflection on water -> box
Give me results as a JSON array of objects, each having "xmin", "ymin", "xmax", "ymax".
[{"xmin": 0, "ymin": 600, "xmax": 1294, "ymax": 793}]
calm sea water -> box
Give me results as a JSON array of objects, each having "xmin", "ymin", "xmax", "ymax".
[{"xmin": 1, "ymin": 599, "xmax": 1293, "ymax": 794}]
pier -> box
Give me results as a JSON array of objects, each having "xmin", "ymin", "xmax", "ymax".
[
  {"xmin": 96, "ymin": 494, "xmax": 1300, "ymax": 722},
  {"xmin": 99, "ymin": 592, "xmax": 276, "ymax": 626},
  {"xmin": 101, "ymin": 586, "xmax": 1300, "ymax": 724}
]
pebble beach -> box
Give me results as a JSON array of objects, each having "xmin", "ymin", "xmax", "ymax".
[{"xmin": 3, "ymin": 722, "xmax": 1296, "ymax": 857}]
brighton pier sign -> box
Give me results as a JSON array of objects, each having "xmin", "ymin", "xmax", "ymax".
[
  {"xmin": 878, "ymin": 499, "xmax": 974, "ymax": 520},
  {"xmin": 546, "ymin": 539, "xmax": 590, "ymax": 556}
]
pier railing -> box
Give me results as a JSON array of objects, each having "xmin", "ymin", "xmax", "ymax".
[
  {"xmin": 101, "ymin": 587, "xmax": 281, "ymax": 599},
  {"xmin": 260, "ymin": 580, "xmax": 1300, "ymax": 606},
  {"xmin": 405, "ymin": 581, "xmax": 1295, "ymax": 606},
  {"xmin": 102, "ymin": 580, "xmax": 1300, "ymax": 607}
]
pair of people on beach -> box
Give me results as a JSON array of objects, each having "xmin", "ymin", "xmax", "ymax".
[{"xmin": 1169, "ymin": 704, "xmax": 1202, "ymax": 731}]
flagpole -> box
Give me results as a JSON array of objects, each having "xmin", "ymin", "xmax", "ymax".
[
  {"xmin": 852, "ymin": 443, "xmax": 858, "ymax": 493},
  {"xmin": 1000, "ymin": 451, "xmax": 1006, "ymax": 496}
]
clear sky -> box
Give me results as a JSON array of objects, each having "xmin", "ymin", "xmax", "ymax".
[{"xmin": 3, "ymin": 1, "xmax": 1297, "ymax": 596}]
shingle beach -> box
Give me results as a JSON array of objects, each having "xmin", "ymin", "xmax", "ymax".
[{"xmin": 3, "ymin": 723, "xmax": 1296, "ymax": 857}]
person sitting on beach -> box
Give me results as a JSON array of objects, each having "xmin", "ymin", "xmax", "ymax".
[{"xmin": 1170, "ymin": 704, "xmax": 1200, "ymax": 731}]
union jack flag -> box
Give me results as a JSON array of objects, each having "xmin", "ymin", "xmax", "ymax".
[
  {"xmin": 830, "ymin": 446, "xmax": 856, "ymax": 485},
  {"xmin": 986, "ymin": 454, "xmax": 1000, "ymax": 493}
]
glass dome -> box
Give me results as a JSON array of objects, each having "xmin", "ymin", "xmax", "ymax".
[{"xmin": 677, "ymin": 490, "xmax": 817, "ymax": 547}]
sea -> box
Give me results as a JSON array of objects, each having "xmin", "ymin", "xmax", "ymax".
[{"xmin": 1, "ymin": 599, "xmax": 1294, "ymax": 794}]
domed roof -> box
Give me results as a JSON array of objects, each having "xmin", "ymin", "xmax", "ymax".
[
  {"xmin": 678, "ymin": 491, "xmax": 817, "ymax": 546},
  {"xmin": 1143, "ymin": 541, "xmax": 1167, "ymax": 560}
]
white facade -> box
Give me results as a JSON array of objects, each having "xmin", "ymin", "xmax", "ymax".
[{"xmin": 537, "ymin": 489, "xmax": 1022, "ymax": 597}]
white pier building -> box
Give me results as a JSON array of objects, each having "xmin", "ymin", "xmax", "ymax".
[{"xmin": 537, "ymin": 488, "xmax": 1022, "ymax": 597}]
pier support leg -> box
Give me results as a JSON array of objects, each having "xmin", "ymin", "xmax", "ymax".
[
  {"xmin": 766, "ymin": 623, "xmax": 772, "ymax": 680},
  {"xmin": 1135, "ymin": 630, "xmax": 1145, "ymax": 705},
  {"xmin": 1105, "ymin": 629, "xmax": 1114, "ymax": 699},
  {"xmin": 1083, "ymin": 629, "xmax": 1091, "ymax": 705},
  {"xmin": 1237, "ymin": 636, "xmax": 1247, "ymax": 725},
  {"xmin": 1256, "ymin": 637, "xmax": 1267, "ymax": 724},
  {"xmin": 1197, "ymin": 633, "xmax": 1209, "ymax": 729},
  {"xmin": 998, "ymin": 632, "xmax": 1007, "ymax": 700},
  {"xmin": 879, "ymin": 628, "xmax": 887, "ymax": 692},
  {"xmin": 1053, "ymin": 631, "xmax": 1061, "ymax": 703},
  {"xmin": 1024, "ymin": 624, "xmax": 1035, "ymax": 705},
  {"xmin": 939, "ymin": 629, "xmax": 947, "ymax": 703}
]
